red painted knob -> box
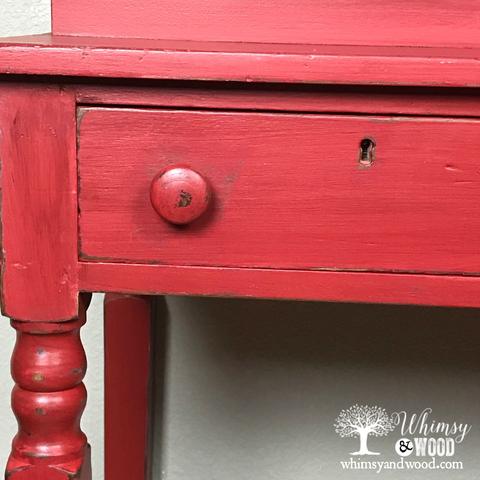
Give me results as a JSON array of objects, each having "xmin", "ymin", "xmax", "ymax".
[{"xmin": 150, "ymin": 166, "xmax": 211, "ymax": 225}]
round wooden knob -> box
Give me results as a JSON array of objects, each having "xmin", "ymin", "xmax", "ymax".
[{"xmin": 150, "ymin": 166, "xmax": 211, "ymax": 225}]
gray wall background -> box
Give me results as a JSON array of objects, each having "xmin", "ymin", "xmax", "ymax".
[
  {"xmin": 157, "ymin": 297, "xmax": 480, "ymax": 480},
  {"xmin": 1, "ymin": 3, "xmax": 480, "ymax": 479}
]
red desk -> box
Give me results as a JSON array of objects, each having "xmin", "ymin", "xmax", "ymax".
[{"xmin": 2, "ymin": 2, "xmax": 480, "ymax": 478}]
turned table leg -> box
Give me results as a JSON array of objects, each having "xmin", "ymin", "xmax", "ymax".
[
  {"xmin": 5, "ymin": 296, "xmax": 91, "ymax": 480},
  {"xmin": 0, "ymin": 86, "xmax": 83, "ymax": 479}
]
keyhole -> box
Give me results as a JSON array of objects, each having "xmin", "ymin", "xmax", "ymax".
[{"xmin": 359, "ymin": 138, "xmax": 375, "ymax": 166}]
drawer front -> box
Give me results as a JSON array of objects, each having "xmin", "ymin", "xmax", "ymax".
[{"xmin": 78, "ymin": 108, "xmax": 480, "ymax": 274}]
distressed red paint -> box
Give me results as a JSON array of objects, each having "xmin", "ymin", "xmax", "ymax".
[
  {"xmin": 0, "ymin": 85, "xmax": 78, "ymax": 321},
  {"xmin": 104, "ymin": 294, "xmax": 153, "ymax": 480},
  {"xmin": 150, "ymin": 166, "xmax": 211, "ymax": 225},
  {"xmin": 2, "ymin": 35, "xmax": 480, "ymax": 87},
  {"xmin": 2, "ymin": 3, "xmax": 480, "ymax": 479},
  {"xmin": 78, "ymin": 108, "xmax": 480, "ymax": 275},
  {"xmin": 50, "ymin": 0, "xmax": 480, "ymax": 47},
  {"xmin": 6, "ymin": 296, "xmax": 91, "ymax": 479}
]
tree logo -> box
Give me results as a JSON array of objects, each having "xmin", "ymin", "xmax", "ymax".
[{"xmin": 334, "ymin": 404, "xmax": 395, "ymax": 455}]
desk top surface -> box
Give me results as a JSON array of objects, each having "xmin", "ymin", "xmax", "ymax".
[{"xmin": 1, "ymin": 34, "xmax": 480, "ymax": 87}]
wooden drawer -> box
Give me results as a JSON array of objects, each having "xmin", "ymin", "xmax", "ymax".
[{"xmin": 78, "ymin": 107, "xmax": 480, "ymax": 274}]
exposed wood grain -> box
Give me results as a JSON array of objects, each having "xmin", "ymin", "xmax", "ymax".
[
  {"xmin": 0, "ymin": 85, "xmax": 78, "ymax": 321},
  {"xmin": 79, "ymin": 108, "xmax": 480, "ymax": 275},
  {"xmin": 76, "ymin": 84, "xmax": 480, "ymax": 118},
  {"xmin": 79, "ymin": 262, "xmax": 480, "ymax": 309},
  {"xmin": 104, "ymin": 294, "xmax": 152, "ymax": 480},
  {"xmin": 2, "ymin": 35, "xmax": 480, "ymax": 87},
  {"xmin": 51, "ymin": 0, "xmax": 480, "ymax": 48},
  {"xmin": 150, "ymin": 166, "xmax": 212, "ymax": 225}
]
